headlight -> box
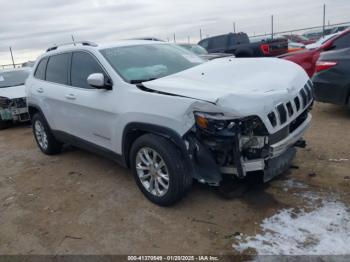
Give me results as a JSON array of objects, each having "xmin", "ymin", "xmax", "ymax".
[
  {"xmin": 194, "ymin": 112, "xmax": 237, "ymax": 135},
  {"xmin": 194, "ymin": 112, "xmax": 268, "ymax": 136}
]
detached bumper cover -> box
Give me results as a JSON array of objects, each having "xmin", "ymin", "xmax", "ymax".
[{"xmin": 264, "ymin": 147, "xmax": 296, "ymax": 182}]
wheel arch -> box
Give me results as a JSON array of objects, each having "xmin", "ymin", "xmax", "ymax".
[{"xmin": 122, "ymin": 122, "xmax": 189, "ymax": 168}]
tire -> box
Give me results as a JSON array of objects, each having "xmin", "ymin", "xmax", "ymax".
[
  {"xmin": 130, "ymin": 134, "xmax": 192, "ymax": 206},
  {"xmin": 32, "ymin": 113, "xmax": 62, "ymax": 155}
]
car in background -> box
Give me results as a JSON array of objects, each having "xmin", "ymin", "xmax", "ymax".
[
  {"xmin": 312, "ymin": 47, "xmax": 350, "ymax": 107},
  {"xmin": 329, "ymin": 25, "xmax": 349, "ymax": 34},
  {"xmin": 0, "ymin": 68, "xmax": 31, "ymax": 129},
  {"xmin": 282, "ymin": 34, "xmax": 314, "ymax": 45},
  {"xmin": 178, "ymin": 44, "xmax": 233, "ymax": 60},
  {"xmin": 281, "ymin": 29, "xmax": 350, "ymax": 77},
  {"xmin": 288, "ymin": 41, "xmax": 305, "ymax": 53},
  {"xmin": 198, "ymin": 32, "xmax": 288, "ymax": 57},
  {"xmin": 21, "ymin": 61, "xmax": 36, "ymax": 67},
  {"xmin": 306, "ymin": 32, "xmax": 340, "ymax": 50},
  {"xmin": 303, "ymin": 28, "xmax": 333, "ymax": 41},
  {"xmin": 130, "ymin": 37, "xmax": 164, "ymax": 42}
]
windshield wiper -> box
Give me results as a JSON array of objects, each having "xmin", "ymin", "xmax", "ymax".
[{"xmin": 130, "ymin": 78, "xmax": 157, "ymax": 84}]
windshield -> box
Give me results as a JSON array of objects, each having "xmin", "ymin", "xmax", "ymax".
[
  {"xmin": 101, "ymin": 44, "xmax": 204, "ymax": 83},
  {"xmin": 179, "ymin": 44, "xmax": 208, "ymax": 55},
  {"xmin": 0, "ymin": 70, "xmax": 30, "ymax": 88}
]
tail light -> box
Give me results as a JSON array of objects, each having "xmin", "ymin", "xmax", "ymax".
[
  {"xmin": 315, "ymin": 61, "xmax": 337, "ymax": 73},
  {"xmin": 260, "ymin": 44, "xmax": 270, "ymax": 55}
]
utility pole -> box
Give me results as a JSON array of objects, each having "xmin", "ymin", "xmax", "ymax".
[
  {"xmin": 271, "ymin": 15, "xmax": 274, "ymax": 39},
  {"xmin": 323, "ymin": 4, "xmax": 326, "ymax": 37},
  {"xmin": 9, "ymin": 47, "xmax": 15, "ymax": 68},
  {"xmin": 199, "ymin": 29, "xmax": 202, "ymax": 40},
  {"xmin": 71, "ymin": 35, "xmax": 76, "ymax": 46},
  {"xmin": 233, "ymin": 22, "xmax": 236, "ymax": 33},
  {"xmin": 173, "ymin": 34, "xmax": 176, "ymax": 43},
  {"xmin": 188, "ymin": 36, "xmax": 190, "ymax": 43}
]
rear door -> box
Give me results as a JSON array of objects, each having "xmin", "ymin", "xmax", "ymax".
[{"xmin": 41, "ymin": 53, "xmax": 72, "ymax": 131}]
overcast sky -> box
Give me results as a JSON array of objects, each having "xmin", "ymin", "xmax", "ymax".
[{"xmin": 0, "ymin": 0, "xmax": 349, "ymax": 65}]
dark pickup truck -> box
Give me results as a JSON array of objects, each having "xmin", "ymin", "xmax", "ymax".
[{"xmin": 198, "ymin": 32, "xmax": 288, "ymax": 57}]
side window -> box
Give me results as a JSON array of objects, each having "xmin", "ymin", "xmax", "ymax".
[
  {"xmin": 34, "ymin": 57, "xmax": 48, "ymax": 80},
  {"xmin": 71, "ymin": 52, "xmax": 105, "ymax": 89},
  {"xmin": 46, "ymin": 53, "xmax": 71, "ymax": 85},
  {"xmin": 199, "ymin": 39, "xmax": 209, "ymax": 50},
  {"xmin": 333, "ymin": 33, "xmax": 350, "ymax": 50}
]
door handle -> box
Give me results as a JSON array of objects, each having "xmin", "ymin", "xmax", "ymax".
[
  {"xmin": 36, "ymin": 88, "xmax": 44, "ymax": 93},
  {"xmin": 65, "ymin": 94, "xmax": 76, "ymax": 100}
]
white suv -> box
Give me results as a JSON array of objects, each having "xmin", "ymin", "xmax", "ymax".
[{"xmin": 26, "ymin": 40, "xmax": 313, "ymax": 206}]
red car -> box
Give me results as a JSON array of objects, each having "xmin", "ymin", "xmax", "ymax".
[{"xmin": 281, "ymin": 29, "xmax": 350, "ymax": 77}]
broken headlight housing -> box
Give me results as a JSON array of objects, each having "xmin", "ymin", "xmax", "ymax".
[
  {"xmin": 194, "ymin": 112, "xmax": 268, "ymax": 136},
  {"xmin": 194, "ymin": 112, "xmax": 238, "ymax": 136}
]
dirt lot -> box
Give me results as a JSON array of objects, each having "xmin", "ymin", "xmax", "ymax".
[{"xmin": 0, "ymin": 102, "xmax": 349, "ymax": 255}]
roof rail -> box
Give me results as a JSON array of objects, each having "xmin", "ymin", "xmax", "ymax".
[{"xmin": 46, "ymin": 41, "xmax": 98, "ymax": 52}]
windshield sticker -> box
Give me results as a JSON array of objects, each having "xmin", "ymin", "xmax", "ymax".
[{"xmin": 182, "ymin": 55, "xmax": 203, "ymax": 63}]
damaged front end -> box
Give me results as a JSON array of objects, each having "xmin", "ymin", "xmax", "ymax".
[
  {"xmin": 183, "ymin": 108, "xmax": 312, "ymax": 186},
  {"xmin": 0, "ymin": 97, "xmax": 30, "ymax": 124}
]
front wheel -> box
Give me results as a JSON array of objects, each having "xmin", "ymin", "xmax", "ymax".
[
  {"xmin": 32, "ymin": 113, "xmax": 62, "ymax": 155},
  {"xmin": 130, "ymin": 134, "xmax": 192, "ymax": 206}
]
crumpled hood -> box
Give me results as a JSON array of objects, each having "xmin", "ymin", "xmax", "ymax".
[
  {"xmin": 143, "ymin": 57, "xmax": 309, "ymax": 117},
  {"xmin": 0, "ymin": 85, "xmax": 26, "ymax": 99}
]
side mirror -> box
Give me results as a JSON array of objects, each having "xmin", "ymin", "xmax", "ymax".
[{"xmin": 87, "ymin": 73, "xmax": 112, "ymax": 90}]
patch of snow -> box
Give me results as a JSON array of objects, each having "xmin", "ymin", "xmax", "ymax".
[
  {"xmin": 233, "ymin": 200, "xmax": 350, "ymax": 255},
  {"xmin": 280, "ymin": 178, "xmax": 308, "ymax": 191}
]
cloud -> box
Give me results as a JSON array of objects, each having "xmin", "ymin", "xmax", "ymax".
[{"xmin": 0, "ymin": 0, "xmax": 349, "ymax": 64}]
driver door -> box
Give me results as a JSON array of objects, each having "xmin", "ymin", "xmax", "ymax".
[{"xmin": 63, "ymin": 51, "xmax": 117, "ymax": 150}]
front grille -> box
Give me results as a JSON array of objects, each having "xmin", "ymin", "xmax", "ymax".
[
  {"xmin": 270, "ymin": 108, "xmax": 309, "ymax": 144},
  {"xmin": 267, "ymin": 82, "xmax": 314, "ymax": 127},
  {"xmin": 277, "ymin": 104, "xmax": 287, "ymax": 124}
]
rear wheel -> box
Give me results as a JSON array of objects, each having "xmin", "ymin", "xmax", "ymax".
[
  {"xmin": 32, "ymin": 113, "xmax": 62, "ymax": 155},
  {"xmin": 130, "ymin": 134, "xmax": 192, "ymax": 206}
]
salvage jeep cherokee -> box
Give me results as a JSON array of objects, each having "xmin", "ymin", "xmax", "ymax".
[{"xmin": 26, "ymin": 41, "xmax": 313, "ymax": 206}]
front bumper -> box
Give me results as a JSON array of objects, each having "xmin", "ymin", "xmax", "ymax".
[
  {"xmin": 0, "ymin": 97, "xmax": 30, "ymax": 123},
  {"xmin": 0, "ymin": 107, "xmax": 30, "ymax": 122}
]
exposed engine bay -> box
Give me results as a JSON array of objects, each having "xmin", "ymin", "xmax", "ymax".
[{"xmin": 184, "ymin": 107, "xmax": 312, "ymax": 186}]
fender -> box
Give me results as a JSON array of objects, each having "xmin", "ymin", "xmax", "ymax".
[
  {"xmin": 122, "ymin": 122, "xmax": 190, "ymax": 167},
  {"xmin": 27, "ymin": 103, "xmax": 50, "ymax": 124}
]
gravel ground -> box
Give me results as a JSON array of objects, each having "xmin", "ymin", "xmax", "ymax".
[{"xmin": 0, "ymin": 102, "xmax": 349, "ymax": 255}]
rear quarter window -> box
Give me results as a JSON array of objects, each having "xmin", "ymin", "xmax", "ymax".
[
  {"xmin": 34, "ymin": 57, "xmax": 48, "ymax": 80},
  {"xmin": 46, "ymin": 53, "xmax": 71, "ymax": 85}
]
